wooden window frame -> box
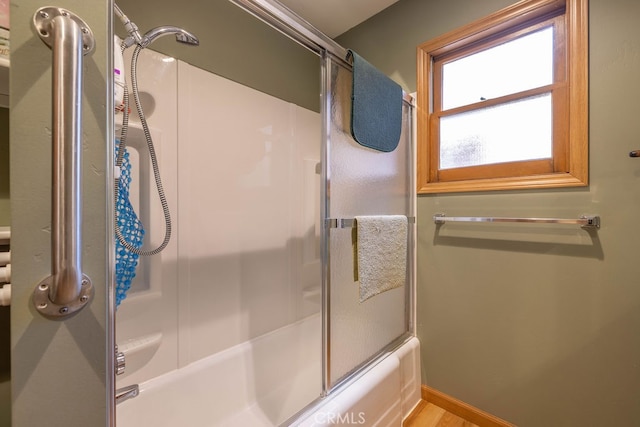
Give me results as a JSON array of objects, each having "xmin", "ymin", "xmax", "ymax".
[{"xmin": 416, "ymin": 0, "xmax": 588, "ymax": 194}]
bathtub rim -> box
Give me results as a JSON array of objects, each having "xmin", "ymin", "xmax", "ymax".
[{"xmin": 282, "ymin": 331, "xmax": 415, "ymax": 426}]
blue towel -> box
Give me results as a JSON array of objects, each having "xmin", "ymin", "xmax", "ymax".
[{"xmin": 347, "ymin": 50, "xmax": 403, "ymax": 153}]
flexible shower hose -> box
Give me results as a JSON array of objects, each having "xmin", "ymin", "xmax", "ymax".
[{"xmin": 115, "ymin": 42, "xmax": 171, "ymax": 256}]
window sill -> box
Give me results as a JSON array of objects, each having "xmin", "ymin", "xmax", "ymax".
[{"xmin": 417, "ymin": 172, "xmax": 588, "ymax": 194}]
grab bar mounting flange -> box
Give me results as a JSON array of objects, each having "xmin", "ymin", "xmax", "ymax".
[
  {"xmin": 33, "ymin": 7, "xmax": 95, "ymax": 55},
  {"xmin": 33, "ymin": 274, "xmax": 93, "ymax": 317}
]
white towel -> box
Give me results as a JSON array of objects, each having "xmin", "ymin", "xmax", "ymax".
[{"xmin": 354, "ymin": 215, "xmax": 408, "ymax": 302}]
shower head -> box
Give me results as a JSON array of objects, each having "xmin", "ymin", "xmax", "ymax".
[{"xmin": 140, "ymin": 26, "xmax": 200, "ymax": 48}]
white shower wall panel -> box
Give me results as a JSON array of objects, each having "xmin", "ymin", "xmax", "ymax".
[
  {"xmin": 116, "ymin": 48, "xmax": 180, "ymax": 386},
  {"xmin": 177, "ymin": 62, "xmax": 321, "ymax": 365},
  {"xmin": 115, "ymin": 49, "xmax": 321, "ymax": 387}
]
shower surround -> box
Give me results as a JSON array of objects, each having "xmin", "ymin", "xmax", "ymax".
[{"xmin": 114, "ymin": 44, "xmax": 419, "ymax": 426}]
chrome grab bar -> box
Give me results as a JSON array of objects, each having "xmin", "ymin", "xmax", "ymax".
[
  {"xmin": 433, "ymin": 213, "xmax": 601, "ymax": 229},
  {"xmin": 31, "ymin": 7, "xmax": 95, "ymax": 319}
]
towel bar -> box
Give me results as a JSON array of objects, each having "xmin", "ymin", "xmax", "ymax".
[
  {"xmin": 327, "ymin": 216, "xmax": 416, "ymax": 229},
  {"xmin": 433, "ymin": 214, "xmax": 600, "ymax": 229}
]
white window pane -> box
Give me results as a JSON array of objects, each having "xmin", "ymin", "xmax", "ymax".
[
  {"xmin": 440, "ymin": 93, "xmax": 552, "ymax": 170},
  {"xmin": 442, "ymin": 27, "xmax": 553, "ymax": 110}
]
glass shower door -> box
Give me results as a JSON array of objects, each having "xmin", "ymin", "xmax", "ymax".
[{"xmin": 324, "ymin": 55, "xmax": 414, "ymax": 389}]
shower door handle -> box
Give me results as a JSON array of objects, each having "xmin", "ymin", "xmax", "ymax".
[{"xmin": 31, "ymin": 7, "xmax": 96, "ymax": 319}]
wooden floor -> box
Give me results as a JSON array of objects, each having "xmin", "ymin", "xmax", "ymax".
[{"xmin": 403, "ymin": 401, "xmax": 479, "ymax": 427}]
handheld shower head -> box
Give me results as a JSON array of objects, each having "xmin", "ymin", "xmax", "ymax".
[{"xmin": 141, "ymin": 26, "xmax": 200, "ymax": 48}]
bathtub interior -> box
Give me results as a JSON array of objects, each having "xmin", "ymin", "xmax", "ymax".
[
  {"xmin": 116, "ymin": 330, "xmax": 421, "ymax": 427},
  {"xmin": 117, "ymin": 314, "xmax": 322, "ymax": 426}
]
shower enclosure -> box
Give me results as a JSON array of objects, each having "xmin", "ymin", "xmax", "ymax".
[
  {"xmin": 112, "ymin": 0, "xmax": 417, "ymax": 425},
  {"xmin": 6, "ymin": 0, "xmax": 417, "ymax": 425}
]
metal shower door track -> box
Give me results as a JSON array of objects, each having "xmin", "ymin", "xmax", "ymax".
[{"xmin": 228, "ymin": 0, "xmax": 349, "ymax": 62}]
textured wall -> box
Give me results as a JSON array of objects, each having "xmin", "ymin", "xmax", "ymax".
[{"xmin": 339, "ymin": 0, "xmax": 640, "ymax": 425}]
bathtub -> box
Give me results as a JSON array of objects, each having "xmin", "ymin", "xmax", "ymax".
[{"xmin": 116, "ymin": 313, "xmax": 421, "ymax": 426}]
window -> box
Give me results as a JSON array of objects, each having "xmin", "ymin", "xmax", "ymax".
[{"xmin": 417, "ymin": 0, "xmax": 588, "ymax": 193}]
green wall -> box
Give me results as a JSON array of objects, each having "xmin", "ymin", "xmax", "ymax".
[
  {"xmin": 339, "ymin": 0, "xmax": 640, "ymax": 425},
  {"xmin": 115, "ymin": 0, "xmax": 320, "ymax": 112},
  {"xmin": 10, "ymin": 0, "xmax": 112, "ymax": 425},
  {"xmin": 337, "ymin": 0, "xmax": 516, "ymax": 92}
]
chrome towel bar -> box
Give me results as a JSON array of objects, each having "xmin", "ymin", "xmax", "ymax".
[
  {"xmin": 31, "ymin": 7, "xmax": 95, "ymax": 319},
  {"xmin": 327, "ymin": 216, "xmax": 416, "ymax": 229},
  {"xmin": 433, "ymin": 214, "xmax": 600, "ymax": 229}
]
